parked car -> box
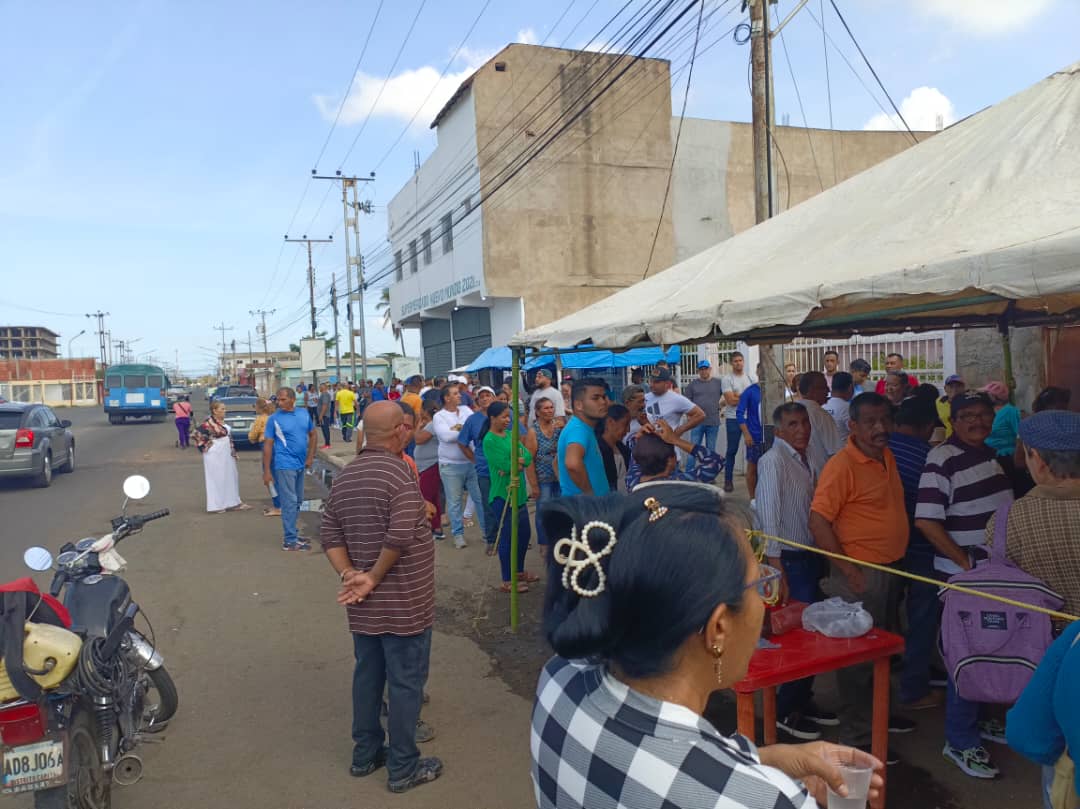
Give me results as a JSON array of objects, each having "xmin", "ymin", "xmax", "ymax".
[
  {"xmin": 0, "ymin": 402, "xmax": 75, "ymax": 487},
  {"xmin": 216, "ymin": 396, "xmax": 259, "ymax": 448},
  {"xmin": 210, "ymin": 385, "xmax": 256, "ymax": 402},
  {"xmin": 166, "ymin": 385, "xmax": 192, "ymax": 407}
]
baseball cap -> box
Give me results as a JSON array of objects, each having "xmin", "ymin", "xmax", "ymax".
[
  {"xmin": 951, "ymin": 391, "xmax": 993, "ymax": 418},
  {"xmin": 652, "ymin": 368, "xmax": 673, "ymax": 382},
  {"xmin": 697, "ymin": 360, "xmax": 711, "ymax": 369},
  {"xmin": 1019, "ymin": 410, "xmax": 1080, "ymax": 451},
  {"xmin": 535, "ymin": 368, "xmax": 553, "ymax": 379},
  {"xmin": 475, "ymin": 385, "xmax": 496, "ymax": 396},
  {"xmin": 944, "ymin": 374, "xmax": 964, "ymax": 386}
]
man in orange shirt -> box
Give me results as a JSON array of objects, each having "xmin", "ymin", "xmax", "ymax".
[
  {"xmin": 400, "ymin": 375, "xmax": 424, "ymax": 419},
  {"xmin": 810, "ymin": 391, "xmax": 913, "ymax": 757}
]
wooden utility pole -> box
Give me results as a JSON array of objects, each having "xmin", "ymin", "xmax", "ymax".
[
  {"xmin": 213, "ymin": 322, "xmax": 233, "ymax": 381},
  {"xmin": 285, "ymin": 235, "xmax": 333, "ymax": 390}
]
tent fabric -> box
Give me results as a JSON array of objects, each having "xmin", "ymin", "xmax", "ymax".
[
  {"xmin": 464, "ymin": 346, "xmax": 513, "ymax": 372},
  {"xmin": 512, "ymin": 63, "xmax": 1080, "ymax": 348},
  {"xmin": 464, "ymin": 345, "xmax": 681, "ymax": 371}
]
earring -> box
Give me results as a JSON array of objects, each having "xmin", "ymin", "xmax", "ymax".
[{"xmin": 711, "ymin": 643, "xmax": 724, "ymax": 687}]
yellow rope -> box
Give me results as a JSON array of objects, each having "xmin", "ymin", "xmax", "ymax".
[{"xmin": 748, "ymin": 530, "xmax": 1080, "ymax": 624}]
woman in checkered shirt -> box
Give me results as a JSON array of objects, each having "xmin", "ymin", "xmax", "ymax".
[{"xmin": 531, "ymin": 482, "xmax": 884, "ymax": 809}]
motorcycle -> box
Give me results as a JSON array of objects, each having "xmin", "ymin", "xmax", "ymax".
[{"xmin": 0, "ymin": 475, "xmax": 178, "ymax": 807}]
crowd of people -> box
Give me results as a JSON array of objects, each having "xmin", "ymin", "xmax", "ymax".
[{"xmin": 205, "ymin": 353, "xmax": 1075, "ymax": 806}]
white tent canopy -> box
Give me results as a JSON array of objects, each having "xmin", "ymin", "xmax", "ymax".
[{"xmin": 513, "ymin": 63, "xmax": 1080, "ymax": 348}]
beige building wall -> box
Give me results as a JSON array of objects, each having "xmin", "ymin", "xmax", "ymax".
[{"xmin": 471, "ymin": 45, "xmax": 676, "ymax": 329}]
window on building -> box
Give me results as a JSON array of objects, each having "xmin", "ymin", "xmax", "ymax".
[
  {"xmin": 409, "ymin": 240, "xmax": 419, "ymax": 275},
  {"xmin": 441, "ymin": 213, "xmax": 454, "ymax": 254},
  {"xmin": 394, "ymin": 250, "xmax": 404, "ymax": 282},
  {"xmin": 422, "ymin": 229, "xmax": 432, "ymax": 264}
]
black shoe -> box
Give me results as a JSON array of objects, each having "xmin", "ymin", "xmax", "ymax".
[
  {"xmin": 776, "ymin": 714, "xmax": 822, "ymax": 741},
  {"xmin": 432, "ymin": 530, "xmax": 446, "ymax": 540},
  {"xmin": 350, "ymin": 746, "xmax": 388, "ymax": 777},
  {"xmin": 803, "ymin": 702, "xmax": 839, "ymax": 727},
  {"xmin": 387, "ymin": 756, "xmax": 443, "ymax": 793},
  {"xmin": 929, "ymin": 667, "xmax": 948, "ymax": 688},
  {"xmin": 889, "ymin": 715, "xmax": 917, "ymax": 734}
]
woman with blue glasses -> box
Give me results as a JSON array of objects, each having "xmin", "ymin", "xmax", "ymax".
[{"xmin": 531, "ymin": 481, "xmax": 883, "ymax": 809}]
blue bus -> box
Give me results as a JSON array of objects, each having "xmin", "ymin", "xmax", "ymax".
[{"xmin": 104, "ymin": 364, "xmax": 170, "ymax": 424}]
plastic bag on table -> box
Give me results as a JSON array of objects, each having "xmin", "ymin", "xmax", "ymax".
[{"xmin": 802, "ymin": 597, "xmax": 873, "ymax": 638}]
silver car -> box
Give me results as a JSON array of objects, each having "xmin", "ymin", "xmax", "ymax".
[{"xmin": 0, "ymin": 403, "xmax": 75, "ymax": 487}]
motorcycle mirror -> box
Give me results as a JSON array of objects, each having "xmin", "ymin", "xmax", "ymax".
[
  {"xmin": 122, "ymin": 475, "xmax": 151, "ymax": 501},
  {"xmin": 23, "ymin": 547, "xmax": 54, "ymax": 572}
]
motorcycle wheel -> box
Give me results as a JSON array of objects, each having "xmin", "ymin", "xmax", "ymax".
[
  {"xmin": 34, "ymin": 710, "xmax": 111, "ymax": 809},
  {"xmin": 142, "ymin": 666, "xmax": 179, "ymax": 730}
]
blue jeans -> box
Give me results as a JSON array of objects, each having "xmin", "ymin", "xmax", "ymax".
[
  {"xmin": 723, "ymin": 418, "xmax": 742, "ymax": 483},
  {"xmin": 687, "ymin": 424, "xmax": 719, "ymax": 471},
  {"xmin": 1041, "ymin": 764, "xmax": 1055, "ymax": 809},
  {"xmin": 776, "ymin": 552, "xmax": 825, "ymax": 718},
  {"xmin": 478, "ymin": 474, "xmax": 497, "ymax": 547},
  {"xmin": 492, "ymin": 498, "xmax": 531, "ymax": 582},
  {"xmin": 274, "ymin": 467, "xmax": 305, "ymax": 547},
  {"xmin": 535, "ymin": 481, "xmax": 561, "ymax": 547},
  {"xmin": 900, "ymin": 543, "xmax": 942, "ymax": 703},
  {"xmin": 351, "ymin": 629, "xmax": 431, "ymax": 783},
  {"xmin": 946, "ymin": 676, "xmax": 981, "ymax": 750},
  {"xmin": 439, "ymin": 462, "xmax": 486, "ymax": 539},
  {"xmin": 320, "ymin": 416, "xmax": 331, "ymax": 446}
]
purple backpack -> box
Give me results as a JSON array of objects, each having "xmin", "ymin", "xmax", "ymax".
[{"xmin": 940, "ymin": 503, "xmax": 1065, "ymax": 704}]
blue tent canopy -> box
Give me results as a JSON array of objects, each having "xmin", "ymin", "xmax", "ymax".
[{"xmin": 462, "ymin": 345, "xmax": 680, "ymax": 372}]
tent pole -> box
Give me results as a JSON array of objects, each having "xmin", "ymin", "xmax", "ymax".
[
  {"xmin": 999, "ymin": 313, "xmax": 1016, "ymax": 404},
  {"xmin": 510, "ymin": 346, "xmax": 522, "ymax": 632}
]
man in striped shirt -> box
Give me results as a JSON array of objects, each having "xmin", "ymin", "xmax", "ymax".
[
  {"xmin": 915, "ymin": 392, "xmax": 1013, "ymax": 780},
  {"xmin": 758, "ymin": 402, "xmax": 837, "ymax": 740},
  {"xmin": 320, "ymin": 401, "xmax": 443, "ymax": 793}
]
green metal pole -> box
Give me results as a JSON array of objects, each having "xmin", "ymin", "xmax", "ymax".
[
  {"xmin": 1000, "ymin": 321, "xmax": 1016, "ymax": 405},
  {"xmin": 510, "ymin": 347, "xmax": 522, "ymax": 631}
]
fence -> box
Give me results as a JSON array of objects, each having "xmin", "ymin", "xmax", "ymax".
[
  {"xmin": 0, "ymin": 377, "xmax": 99, "ymax": 407},
  {"xmin": 779, "ymin": 331, "xmax": 951, "ymax": 389}
]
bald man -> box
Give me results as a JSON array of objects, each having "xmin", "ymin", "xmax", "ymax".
[{"xmin": 320, "ymin": 401, "xmax": 442, "ymax": 792}]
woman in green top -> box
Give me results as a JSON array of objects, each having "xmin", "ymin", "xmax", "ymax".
[{"xmin": 482, "ymin": 402, "xmax": 538, "ymax": 593}]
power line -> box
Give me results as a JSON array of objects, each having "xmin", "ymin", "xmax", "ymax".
[
  {"xmin": 778, "ymin": 27, "xmax": 825, "ymax": 192},
  {"xmin": 643, "ymin": 0, "xmax": 705, "ymax": 280},
  {"xmin": 819, "ymin": 0, "xmax": 838, "ymax": 185}
]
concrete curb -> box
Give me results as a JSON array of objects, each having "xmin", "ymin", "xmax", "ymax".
[{"xmin": 316, "ymin": 448, "xmax": 349, "ymax": 471}]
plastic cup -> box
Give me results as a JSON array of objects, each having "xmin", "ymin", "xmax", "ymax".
[{"xmin": 826, "ymin": 755, "xmax": 873, "ymax": 809}]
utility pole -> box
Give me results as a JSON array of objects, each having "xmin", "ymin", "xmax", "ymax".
[
  {"xmin": 249, "ymin": 309, "xmax": 275, "ymax": 395},
  {"xmin": 85, "ymin": 311, "xmax": 109, "ymax": 370},
  {"xmin": 245, "ymin": 331, "xmax": 254, "ymax": 385},
  {"xmin": 313, "ymin": 171, "xmax": 375, "ymax": 384},
  {"xmin": 214, "ymin": 322, "xmax": 234, "ymax": 381},
  {"xmin": 284, "ymin": 235, "xmax": 333, "ymax": 390},
  {"xmin": 330, "ymin": 280, "xmax": 342, "ymax": 382}
]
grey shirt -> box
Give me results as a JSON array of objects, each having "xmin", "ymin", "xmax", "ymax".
[{"xmin": 682, "ymin": 377, "xmax": 725, "ymax": 427}]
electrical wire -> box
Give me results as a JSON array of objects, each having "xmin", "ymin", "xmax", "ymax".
[
  {"xmin": 0, "ymin": 299, "xmax": 86, "ymax": 318},
  {"xmin": 825, "ymin": 0, "xmax": 918, "ymax": 144},
  {"xmin": 642, "ymin": 0, "xmax": 704, "ymax": 280},
  {"xmin": 819, "ymin": 0, "xmax": 838, "ymax": 185},
  {"xmin": 778, "ymin": 28, "xmax": 824, "ymax": 193}
]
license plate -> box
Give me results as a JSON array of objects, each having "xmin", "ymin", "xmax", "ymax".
[
  {"xmin": 1, "ymin": 738, "xmax": 66, "ymax": 794},
  {"xmin": 125, "ymin": 393, "xmax": 145, "ymax": 404}
]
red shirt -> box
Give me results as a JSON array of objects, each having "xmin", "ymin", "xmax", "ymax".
[{"xmin": 875, "ymin": 374, "xmax": 918, "ymax": 395}]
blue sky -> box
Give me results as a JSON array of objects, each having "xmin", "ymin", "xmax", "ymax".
[{"xmin": 2, "ymin": 0, "xmax": 1077, "ymax": 377}]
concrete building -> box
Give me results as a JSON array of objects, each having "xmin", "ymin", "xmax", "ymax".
[
  {"xmin": 385, "ymin": 43, "xmax": 932, "ymax": 376},
  {"xmin": 0, "ymin": 326, "xmax": 60, "ymax": 359}
]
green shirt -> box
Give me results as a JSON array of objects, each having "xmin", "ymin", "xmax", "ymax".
[{"xmin": 483, "ymin": 430, "xmax": 532, "ymax": 507}]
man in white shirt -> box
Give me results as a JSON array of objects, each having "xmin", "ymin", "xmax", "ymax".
[
  {"xmin": 432, "ymin": 382, "xmax": 485, "ymax": 549},
  {"xmin": 644, "ymin": 369, "xmax": 703, "ymax": 436},
  {"xmin": 720, "ymin": 351, "xmax": 755, "ymax": 493},
  {"xmin": 798, "ymin": 371, "xmax": 843, "ymax": 475},
  {"xmin": 528, "ymin": 368, "xmax": 565, "ymax": 423},
  {"xmin": 823, "ymin": 350, "xmax": 840, "ymax": 394},
  {"xmin": 823, "ymin": 372, "xmax": 854, "ymax": 443},
  {"xmin": 757, "ymin": 401, "xmax": 836, "ymax": 740}
]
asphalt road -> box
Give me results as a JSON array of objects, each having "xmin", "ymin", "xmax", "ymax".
[{"xmin": 2, "ymin": 395, "xmax": 535, "ymax": 809}]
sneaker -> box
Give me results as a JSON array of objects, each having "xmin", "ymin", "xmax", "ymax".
[
  {"xmin": 387, "ymin": 756, "xmax": 443, "ymax": 793},
  {"xmin": 776, "ymin": 714, "xmax": 822, "ymax": 741},
  {"xmin": 321, "ymin": 444, "xmax": 331, "ymax": 449},
  {"xmin": 979, "ymin": 719, "xmax": 1007, "ymax": 745},
  {"xmin": 803, "ymin": 703, "xmax": 839, "ymax": 727},
  {"xmin": 929, "ymin": 668, "xmax": 948, "ymax": 688},
  {"xmin": 889, "ymin": 715, "xmax": 917, "ymax": 734},
  {"xmin": 350, "ymin": 746, "xmax": 388, "ymax": 777},
  {"xmin": 453, "ymin": 535, "xmax": 467, "ymax": 549},
  {"xmin": 901, "ymin": 692, "xmax": 944, "ymax": 711},
  {"xmin": 282, "ymin": 542, "xmax": 311, "ymax": 552},
  {"xmin": 415, "ymin": 719, "xmax": 435, "ymax": 743},
  {"xmin": 723, "ymin": 481, "xmax": 735, "ymax": 493},
  {"xmin": 943, "ymin": 744, "xmax": 999, "ymax": 779},
  {"xmin": 432, "ymin": 530, "xmax": 446, "ymax": 540}
]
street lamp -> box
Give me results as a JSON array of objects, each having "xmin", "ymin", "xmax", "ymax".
[{"xmin": 67, "ymin": 329, "xmax": 86, "ymax": 358}]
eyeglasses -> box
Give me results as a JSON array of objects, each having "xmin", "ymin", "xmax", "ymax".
[
  {"xmin": 748, "ymin": 564, "xmax": 783, "ymax": 605},
  {"xmin": 955, "ymin": 411, "xmax": 994, "ymax": 423}
]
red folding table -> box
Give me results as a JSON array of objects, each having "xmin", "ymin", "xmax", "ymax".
[{"xmin": 734, "ymin": 627, "xmax": 905, "ymax": 809}]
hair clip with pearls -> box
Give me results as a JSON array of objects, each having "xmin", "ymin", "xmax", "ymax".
[
  {"xmin": 553, "ymin": 521, "xmax": 618, "ymax": 598},
  {"xmin": 643, "ymin": 496, "xmax": 668, "ymax": 522}
]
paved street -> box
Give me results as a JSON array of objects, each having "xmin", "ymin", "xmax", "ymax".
[{"xmin": 2, "ymin": 398, "xmax": 1046, "ymax": 809}]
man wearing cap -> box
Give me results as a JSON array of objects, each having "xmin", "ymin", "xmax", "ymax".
[
  {"xmin": 823, "ymin": 372, "xmax": 855, "ymax": 443},
  {"xmin": 645, "ymin": 368, "xmax": 704, "ymax": 471},
  {"xmin": 849, "ymin": 359, "xmax": 872, "ymax": 395},
  {"xmin": 936, "ymin": 375, "xmax": 966, "ymax": 439},
  {"xmin": 457, "ymin": 385, "xmax": 498, "ymax": 552},
  {"xmin": 528, "ymin": 369, "xmax": 565, "ymax": 425},
  {"xmin": 987, "ymin": 409, "xmax": 1080, "ymax": 621},
  {"xmin": 915, "ymin": 392, "xmax": 1013, "ymax": 779},
  {"xmin": 683, "ymin": 360, "xmax": 725, "ymax": 472},
  {"xmin": 720, "ymin": 351, "xmax": 754, "ymax": 492}
]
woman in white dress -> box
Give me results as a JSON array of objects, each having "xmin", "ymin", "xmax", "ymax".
[{"xmin": 193, "ymin": 401, "xmax": 251, "ymax": 513}]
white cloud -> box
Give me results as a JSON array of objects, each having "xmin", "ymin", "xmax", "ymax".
[
  {"xmin": 517, "ymin": 27, "xmax": 538, "ymax": 45},
  {"xmin": 314, "ymin": 65, "xmax": 477, "ymax": 130},
  {"xmin": 864, "ymin": 86, "xmax": 956, "ymax": 132},
  {"xmin": 912, "ymin": 0, "xmax": 1056, "ymax": 35}
]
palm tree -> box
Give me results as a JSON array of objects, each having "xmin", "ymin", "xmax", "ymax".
[{"xmin": 376, "ymin": 287, "xmax": 407, "ymax": 356}]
